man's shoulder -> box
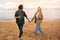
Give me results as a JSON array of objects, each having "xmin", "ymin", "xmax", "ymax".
[
  {"xmin": 15, "ymin": 10, "xmax": 19, "ymax": 13},
  {"xmin": 22, "ymin": 11, "xmax": 25, "ymax": 13}
]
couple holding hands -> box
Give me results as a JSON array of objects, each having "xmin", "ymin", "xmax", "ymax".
[{"xmin": 15, "ymin": 4, "xmax": 45, "ymax": 39}]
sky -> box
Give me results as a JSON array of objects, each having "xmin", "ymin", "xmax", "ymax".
[
  {"xmin": 0, "ymin": 0, "xmax": 60, "ymax": 20},
  {"xmin": 0, "ymin": 0, "xmax": 60, "ymax": 9}
]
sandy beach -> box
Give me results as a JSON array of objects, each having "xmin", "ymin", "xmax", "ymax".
[{"xmin": 0, "ymin": 20, "xmax": 60, "ymax": 40}]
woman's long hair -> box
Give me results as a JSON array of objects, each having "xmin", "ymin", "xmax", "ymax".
[
  {"xmin": 37, "ymin": 6, "xmax": 43, "ymax": 20},
  {"xmin": 37, "ymin": 7, "xmax": 42, "ymax": 13}
]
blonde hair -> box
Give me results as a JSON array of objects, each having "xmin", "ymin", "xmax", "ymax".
[
  {"xmin": 37, "ymin": 6, "xmax": 42, "ymax": 13},
  {"xmin": 37, "ymin": 6, "xmax": 43, "ymax": 19}
]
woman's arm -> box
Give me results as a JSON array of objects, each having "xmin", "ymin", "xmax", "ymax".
[{"xmin": 31, "ymin": 13, "xmax": 36, "ymax": 22}]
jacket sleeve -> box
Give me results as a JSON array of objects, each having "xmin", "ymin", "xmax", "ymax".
[
  {"xmin": 40, "ymin": 11, "xmax": 43, "ymax": 20},
  {"xmin": 31, "ymin": 12, "xmax": 36, "ymax": 21}
]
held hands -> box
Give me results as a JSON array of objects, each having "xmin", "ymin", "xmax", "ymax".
[
  {"xmin": 28, "ymin": 19, "xmax": 33, "ymax": 23},
  {"xmin": 28, "ymin": 20, "xmax": 31, "ymax": 23},
  {"xmin": 26, "ymin": 17, "xmax": 31, "ymax": 23}
]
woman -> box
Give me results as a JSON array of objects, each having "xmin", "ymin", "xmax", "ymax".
[{"xmin": 31, "ymin": 6, "xmax": 45, "ymax": 36}]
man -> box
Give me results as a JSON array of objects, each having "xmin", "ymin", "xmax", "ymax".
[{"xmin": 15, "ymin": 4, "xmax": 30, "ymax": 39}]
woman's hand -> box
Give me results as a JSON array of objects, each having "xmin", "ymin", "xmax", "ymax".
[{"xmin": 38, "ymin": 15, "xmax": 42, "ymax": 20}]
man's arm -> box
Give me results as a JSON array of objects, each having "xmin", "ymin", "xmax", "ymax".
[
  {"xmin": 26, "ymin": 17, "xmax": 30, "ymax": 23},
  {"xmin": 24, "ymin": 11, "xmax": 30, "ymax": 23}
]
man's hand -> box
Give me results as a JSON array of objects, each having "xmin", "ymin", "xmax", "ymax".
[
  {"xmin": 29, "ymin": 20, "xmax": 31, "ymax": 23},
  {"xmin": 17, "ymin": 16, "xmax": 20, "ymax": 18},
  {"xmin": 15, "ymin": 16, "xmax": 20, "ymax": 18},
  {"xmin": 26, "ymin": 17, "xmax": 31, "ymax": 23}
]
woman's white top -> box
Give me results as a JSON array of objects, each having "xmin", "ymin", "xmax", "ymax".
[{"xmin": 36, "ymin": 12, "xmax": 40, "ymax": 20}]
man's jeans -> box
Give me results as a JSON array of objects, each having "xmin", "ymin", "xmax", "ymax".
[
  {"xmin": 34, "ymin": 24, "xmax": 45, "ymax": 36},
  {"xmin": 17, "ymin": 23, "xmax": 24, "ymax": 38}
]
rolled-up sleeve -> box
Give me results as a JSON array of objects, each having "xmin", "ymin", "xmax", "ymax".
[{"xmin": 23, "ymin": 11, "xmax": 27, "ymax": 17}]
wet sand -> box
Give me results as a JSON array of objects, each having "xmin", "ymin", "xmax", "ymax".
[{"xmin": 0, "ymin": 20, "xmax": 60, "ymax": 40}]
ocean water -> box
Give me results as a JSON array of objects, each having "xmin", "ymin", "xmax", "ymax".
[{"xmin": 0, "ymin": 8, "xmax": 60, "ymax": 21}]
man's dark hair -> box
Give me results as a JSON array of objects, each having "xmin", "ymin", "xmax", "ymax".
[{"xmin": 18, "ymin": 4, "xmax": 23, "ymax": 10}]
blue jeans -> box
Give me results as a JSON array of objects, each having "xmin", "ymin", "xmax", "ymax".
[
  {"xmin": 34, "ymin": 24, "xmax": 45, "ymax": 36},
  {"xmin": 17, "ymin": 23, "xmax": 24, "ymax": 38}
]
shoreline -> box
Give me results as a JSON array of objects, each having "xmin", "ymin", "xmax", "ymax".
[{"xmin": 0, "ymin": 19, "xmax": 60, "ymax": 22}]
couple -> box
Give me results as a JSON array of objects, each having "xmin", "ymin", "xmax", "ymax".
[{"xmin": 15, "ymin": 4, "xmax": 45, "ymax": 39}]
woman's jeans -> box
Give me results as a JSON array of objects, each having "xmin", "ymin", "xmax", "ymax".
[{"xmin": 34, "ymin": 24, "xmax": 45, "ymax": 36}]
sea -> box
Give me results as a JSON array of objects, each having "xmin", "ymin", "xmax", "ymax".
[{"xmin": 0, "ymin": 8, "xmax": 60, "ymax": 22}]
